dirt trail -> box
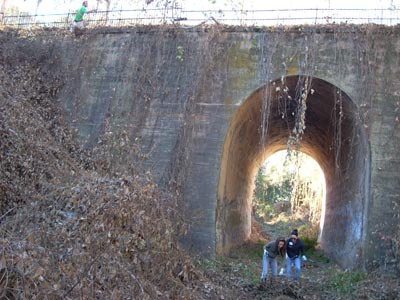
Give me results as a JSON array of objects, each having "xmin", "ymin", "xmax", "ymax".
[
  {"xmin": 201, "ymin": 251, "xmax": 399, "ymax": 300},
  {"xmin": 200, "ymin": 219, "xmax": 399, "ymax": 300}
]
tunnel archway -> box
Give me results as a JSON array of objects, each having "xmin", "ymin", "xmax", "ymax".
[
  {"xmin": 253, "ymin": 150, "xmax": 326, "ymax": 239},
  {"xmin": 216, "ymin": 75, "xmax": 370, "ymax": 267}
]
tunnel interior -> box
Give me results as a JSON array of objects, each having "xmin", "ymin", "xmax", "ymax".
[{"xmin": 216, "ymin": 75, "xmax": 369, "ymax": 267}]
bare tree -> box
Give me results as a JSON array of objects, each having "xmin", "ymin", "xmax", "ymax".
[
  {"xmin": 35, "ymin": 0, "xmax": 42, "ymax": 15},
  {"xmin": 0, "ymin": 0, "xmax": 6, "ymax": 22},
  {"xmin": 105, "ymin": 0, "xmax": 111, "ymax": 22},
  {"xmin": 95, "ymin": 0, "xmax": 111, "ymax": 23}
]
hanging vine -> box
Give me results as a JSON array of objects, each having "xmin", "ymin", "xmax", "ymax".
[
  {"xmin": 260, "ymin": 29, "xmax": 282, "ymax": 148},
  {"xmin": 285, "ymin": 31, "xmax": 317, "ymax": 220}
]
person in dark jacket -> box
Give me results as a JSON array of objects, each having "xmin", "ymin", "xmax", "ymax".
[
  {"xmin": 261, "ymin": 237, "xmax": 286, "ymax": 283},
  {"xmin": 286, "ymin": 229, "xmax": 307, "ymax": 281}
]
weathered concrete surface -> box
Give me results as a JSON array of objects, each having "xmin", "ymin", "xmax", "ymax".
[
  {"xmin": 7, "ymin": 25, "xmax": 400, "ymax": 270},
  {"xmin": 215, "ymin": 75, "xmax": 370, "ymax": 269}
]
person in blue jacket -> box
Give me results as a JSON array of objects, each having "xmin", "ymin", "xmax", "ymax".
[{"xmin": 286, "ymin": 229, "xmax": 307, "ymax": 281}]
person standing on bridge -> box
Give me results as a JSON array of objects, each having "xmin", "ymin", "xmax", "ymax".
[
  {"xmin": 285, "ymin": 229, "xmax": 307, "ymax": 281},
  {"xmin": 70, "ymin": 1, "xmax": 97, "ymax": 34},
  {"xmin": 261, "ymin": 237, "xmax": 286, "ymax": 283}
]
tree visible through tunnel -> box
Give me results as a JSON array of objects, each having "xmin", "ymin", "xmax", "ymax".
[
  {"xmin": 252, "ymin": 150, "xmax": 325, "ymax": 249},
  {"xmin": 216, "ymin": 75, "xmax": 369, "ymax": 268}
]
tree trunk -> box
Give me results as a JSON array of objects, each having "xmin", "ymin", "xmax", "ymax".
[
  {"xmin": 35, "ymin": 0, "xmax": 42, "ymax": 15},
  {"xmin": 105, "ymin": 0, "xmax": 110, "ymax": 24},
  {"xmin": 0, "ymin": 0, "xmax": 6, "ymax": 22}
]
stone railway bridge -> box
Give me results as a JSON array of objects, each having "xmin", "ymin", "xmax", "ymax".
[{"xmin": 16, "ymin": 25, "xmax": 400, "ymax": 270}]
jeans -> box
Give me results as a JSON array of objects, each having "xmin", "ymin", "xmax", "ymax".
[
  {"xmin": 261, "ymin": 253, "xmax": 278, "ymax": 279},
  {"xmin": 286, "ymin": 256, "xmax": 301, "ymax": 280}
]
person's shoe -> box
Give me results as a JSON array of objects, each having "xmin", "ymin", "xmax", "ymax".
[{"xmin": 260, "ymin": 277, "xmax": 266, "ymax": 284}]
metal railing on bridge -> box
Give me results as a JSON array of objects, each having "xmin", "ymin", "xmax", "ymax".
[{"xmin": 1, "ymin": 8, "xmax": 400, "ymax": 28}]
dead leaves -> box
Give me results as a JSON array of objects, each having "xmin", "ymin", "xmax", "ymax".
[{"xmin": 0, "ymin": 29, "xmax": 210, "ymax": 299}]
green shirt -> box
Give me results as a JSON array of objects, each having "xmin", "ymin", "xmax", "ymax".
[
  {"xmin": 264, "ymin": 240, "xmax": 280, "ymax": 259},
  {"xmin": 74, "ymin": 6, "xmax": 87, "ymax": 22}
]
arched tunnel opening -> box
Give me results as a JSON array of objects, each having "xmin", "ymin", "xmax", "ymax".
[
  {"xmin": 252, "ymin": 150, "xmax": 326, "ymax": 246},
  {"xmin": 216, "ymin": 75, "xmax": 370, "ymax": 268}
]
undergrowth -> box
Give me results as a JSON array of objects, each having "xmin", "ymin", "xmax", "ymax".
[{"xmin": 329, "ymin": 270, "xmax": 367, "ymax": 296}]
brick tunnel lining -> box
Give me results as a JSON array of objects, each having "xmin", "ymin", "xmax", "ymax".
[{"xmin": 216, "ymin": 75, "xmax": 369, "ymax": 268}]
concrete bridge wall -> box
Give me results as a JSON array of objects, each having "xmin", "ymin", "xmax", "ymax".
[{"xmin": 12, "ymin": 25, "xmax": 400, "ymax": 269}]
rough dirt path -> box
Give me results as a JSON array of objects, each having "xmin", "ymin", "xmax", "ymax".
[
  {"xmin": 199, "ymin": 218, "xmax": 399, "ymax": 300},
  {"xmin": 204, "ymin": 255, "xmax": 399, "ymax": 300}
]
